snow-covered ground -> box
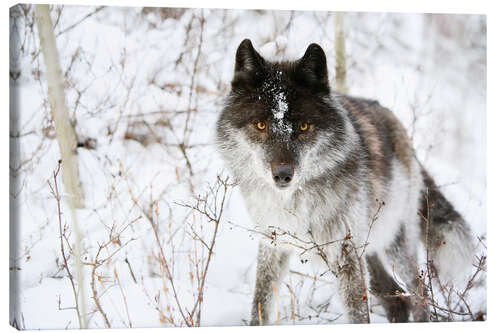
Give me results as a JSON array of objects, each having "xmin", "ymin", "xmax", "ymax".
[{"xmin": 9, "ymin": 5, "xmax": 486, "ymax": 329}]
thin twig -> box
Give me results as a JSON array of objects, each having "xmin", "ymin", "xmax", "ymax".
[
  {"xmin": 56, "ymin": 6, "xmax": 105, "ymax": 37},
  {"xmin": 48, "ymin": 161, "xmax": 82, "ymax": 328}
]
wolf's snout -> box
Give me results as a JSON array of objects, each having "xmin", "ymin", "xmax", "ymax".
[{"xmin": 271, "ymin": 163, "xmax": 294, "ymax": 187}]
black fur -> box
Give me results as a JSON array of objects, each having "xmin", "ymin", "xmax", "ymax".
[{"xmin": 367, "ymin": 254, "xmax": 410, "ymax": 323}]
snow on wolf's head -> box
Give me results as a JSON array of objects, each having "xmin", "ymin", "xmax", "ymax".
[{"xmin": 217, "ymin": 39, "xmax": 348, "ymax": 192}]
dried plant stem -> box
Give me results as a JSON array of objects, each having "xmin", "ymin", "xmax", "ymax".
[
  {"xmin": 146, "ymin": 205, "xmax": 191, "ymax": 326},
  {"xmin": 182, "ymin": 11, "xmax": 205, "ymax": 144},
  {"xmin": 67, "ymin": 205, "xmax": 87, "ymax": 327},
  {"xmin": 422, "ymin": 190, "xmax": 439, "ymax": 320},
  {"xmin": 176, "ymin": 176, "xmax": 233, "ymax": 326},
  {"xmin": 114, "ymin": 268, "xmax": 133, "ymax": 327},
  {"xmin": 90, "ymin": 260, "xmax": 111, "ymax": 328},
  {"xmin": 48, "ymin": 161, "xmax": 83, "ymax": 328},
  {"xmin": 86, "ymin": 234, "xmax": 135, "ymax": 328},
  {"xmin": 126, "ymin": 181, "xmax": 190, "ymax": 326},
  {"xmin": 55, "ymin": 6, "xmax": 105, "ymax": 37}
]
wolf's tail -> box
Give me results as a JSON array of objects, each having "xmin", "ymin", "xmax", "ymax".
[{"xmin": 418, "ymin": 169, "xmax": 476, "ymax": 287}]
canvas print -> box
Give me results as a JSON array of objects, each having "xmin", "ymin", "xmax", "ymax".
[{"xmin": 9, "ymin": 4, "xmax": 486, "ymax": 330}]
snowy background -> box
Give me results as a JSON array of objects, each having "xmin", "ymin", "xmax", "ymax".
[{"xmin": 9, "ymin": 5, "xmax": 486, "ymax": 329}]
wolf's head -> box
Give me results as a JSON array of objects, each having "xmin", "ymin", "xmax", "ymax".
[{"xmin": 217, "ymin": 39, "xmax": 349, "ymax": 192}]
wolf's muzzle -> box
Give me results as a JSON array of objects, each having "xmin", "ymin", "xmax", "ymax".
[{"xmin": 271, "ymin": 163, "xmax": 294, "ymax": 187}]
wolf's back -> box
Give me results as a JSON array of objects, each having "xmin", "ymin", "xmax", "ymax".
[
  {"xmin": 342, "ymin": 95, "xmax": 476, "ymax": 286},
  {"xmin": 419, "ymin": 168, "xmax": 475, "ymax": 286}
]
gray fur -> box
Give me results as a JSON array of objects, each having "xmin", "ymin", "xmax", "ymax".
[
  {"xmin": 216, "ymin": 39, "xmax": 475, "ymax": 324},
  {"xmin": 366, "ymin": 253, "xmax": 410, "ymax": 323},
  {"xmin": 419, "ymin": 169, "xmax": 476, "ymax": 286},
  {"xmin": 250, "ymin": 243, "xmax": 290, "ymax": 325}
]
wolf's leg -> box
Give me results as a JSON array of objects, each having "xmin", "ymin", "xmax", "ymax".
[
  {"xmin": 366, "ymin": 253, "xmax": 410, "ymax": 322},
  {"xmin": 382, "ymin": 225, "xmax": 429, "ymax": 322},
  {"xmin": 250, "ymin": 242, "xmax": 290, "ymax": 326},
  {"xmin": 408, "ymin": 274, "xmax": 430, "ymax": 322},
  {"xmin": 334, "ymin": 241, "xmax": 370, "ymax": 324}
]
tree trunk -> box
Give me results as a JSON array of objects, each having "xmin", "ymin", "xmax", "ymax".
[
  {"xmin": 35, "ymin": 4, "xmax": 85, "ymax": 208},
  {"xmin": 34, "ymin": 4, "xmax": 87, "ymax": 328},
  {"xmin": 334, "ymin": 12, "xmax": 348, "ymax": 94}
]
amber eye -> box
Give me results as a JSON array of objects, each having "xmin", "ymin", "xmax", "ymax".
[
  {"xmin": 300, "ymin": 122, "xmax": 309, "ymax": 131},
  {"xmin": 256, "ymin": 121, "xmax": 267, "ymax": 130}
]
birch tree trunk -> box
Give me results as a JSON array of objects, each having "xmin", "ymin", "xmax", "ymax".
[
  {"xmin": 334, "ymin": 12, "xmax": 348, "ymax": 94},
  {"xmin": 34, "ymin": 4, "xmax": 87, "ymax": 328}
]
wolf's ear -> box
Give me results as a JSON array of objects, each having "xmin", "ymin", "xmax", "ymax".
[
  {"xmin": 234, "ymin": 39, "xmax": 264, "ymax": 74},
  {"xmin": 297, "ymin": 43, "xmax": 329, "ymax": 92}
]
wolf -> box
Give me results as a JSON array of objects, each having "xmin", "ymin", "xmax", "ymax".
[{"xmin": 216, "ymin": 39, "xmax": 476, "ymax": 324}]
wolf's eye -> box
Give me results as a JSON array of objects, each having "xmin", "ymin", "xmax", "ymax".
[
  {"xmin": 256, "ymin": 121, "xmax": 267, "ymax": 130},
  {"xmin": 300, "ymin": 122, "xmax": 309, "ymax": 132}
]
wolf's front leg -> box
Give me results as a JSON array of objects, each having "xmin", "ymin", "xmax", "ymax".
[
  {"xmin": 335, "ymin": 241, "xmax": 370, "ymax": 324},
  {"xmin": 250, "ymin": 242, "xmax": 290, "ymax": 326}
]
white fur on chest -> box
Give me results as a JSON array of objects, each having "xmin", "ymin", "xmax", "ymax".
[
  {"xmin": 239, "ymin": 182, "xmax": 365, "ymax": 255},
  {"xmin": 242, "ymin": 186, "xmax": 312, "ymax": 239},
  {"xmin": 238, "ymin": 158, "xmax": 423, "ymax": 259}
]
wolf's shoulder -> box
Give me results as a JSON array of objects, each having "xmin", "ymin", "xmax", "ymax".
[
  {"xmin": 336, "ymin": 94, "xmax": 414, "ymax": 172},
  {"xmin": 336, "ymin": 95, "xmax": 388, "ymax": 118}
]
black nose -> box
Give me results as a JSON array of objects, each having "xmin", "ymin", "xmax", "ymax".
[{"xmin": 272, "ymin": 164, "xmax": 294, "ymax": 187}]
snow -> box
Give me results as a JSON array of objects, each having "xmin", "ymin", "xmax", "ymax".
[
  {"xmin": 261, "ymin": 69, "xmax": 293, "ymax": 135},
  {"xmin": 9, "ymin": 5, "xmax": 486, "ymax": 329},
  {"xmin": 275, "ymin": 92, "xmax": 287, "ymax": 120},
  {"xmin": 273, "ymin": 89, "xmax": 292, "ymax": 135}
]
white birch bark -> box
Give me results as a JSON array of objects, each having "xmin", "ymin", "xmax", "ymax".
[
  {"xmin": 334, "ymin": 12, "xmax": 348, "ymax": 94},
  {"xmin": 34, "ymin": 4, "xmax": 87, "ymax": 328}
]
